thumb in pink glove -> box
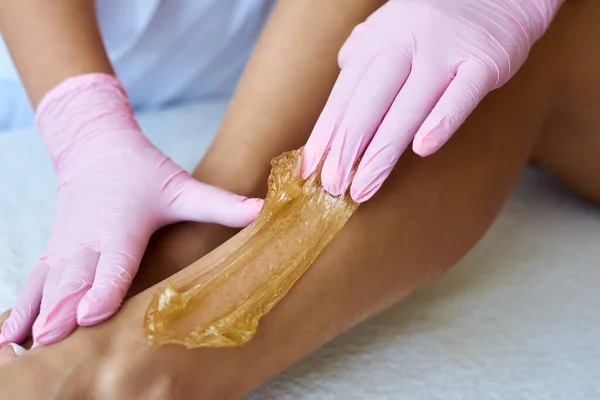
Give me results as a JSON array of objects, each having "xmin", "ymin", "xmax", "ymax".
[
  {"xmin": 302, "ymin": 0, "xmax": 564, "ymax": 202},
  {"xmin": 0, "ymin": 74, "xmax": 263, "ymax": 347}
]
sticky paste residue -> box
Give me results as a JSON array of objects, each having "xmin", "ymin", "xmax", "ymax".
[{"xmin": 144, "ymin": 149, "xmax": 359, "ymax": 348}]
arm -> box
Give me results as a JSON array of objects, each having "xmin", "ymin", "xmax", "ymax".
[
  {"xmin": 0, "ymin": 0, "xmax": 113, "ymax": 106},
  {"xmin": 193, "ymin": 0, "xmax": 388, "ymax": 198},
  {"xmin": 0, "ymin": 0, "xmax": 263, "ymax": 347}
]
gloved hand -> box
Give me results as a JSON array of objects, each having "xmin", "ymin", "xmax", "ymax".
[
  {"xmin": 0, "ymin": 74, "xmax": 263, "ymax": 346},
  {"xmin": 302, "ymin": 0, "xmax": 563, "ymax": 202}
]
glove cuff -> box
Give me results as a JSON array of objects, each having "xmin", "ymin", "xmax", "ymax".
[{"xmin": 36, "ymin": 73, "xmax": 141, "ymax": 172}]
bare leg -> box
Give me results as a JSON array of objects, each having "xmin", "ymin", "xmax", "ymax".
[
  {"xmin": 532, "ymin": 1, "xmax": 600, "ymax": 203},
  {"xmin": 0, "ymin": 8, "xmax": 572, "ymax": 400},
  {"xmin": 1, "ymin": 1, "xmax": 598, "ymax": 399}
]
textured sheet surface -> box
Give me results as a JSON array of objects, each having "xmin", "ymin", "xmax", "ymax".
[{"xmin": 1, "ymin": 102, "xmax": 599, "ymax": 399}]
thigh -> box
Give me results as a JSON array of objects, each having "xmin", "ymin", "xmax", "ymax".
[{"xmin": 532, "ymin": 0, "xmax": 600, "ymax": 203}]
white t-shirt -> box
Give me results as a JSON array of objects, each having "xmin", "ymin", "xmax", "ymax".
[{"xmin": 0, "ymin": 0, "xmax": 275, "ymax": 129}]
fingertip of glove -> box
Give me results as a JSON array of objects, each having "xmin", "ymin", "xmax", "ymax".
[
  {"xmin": 241, "ymin": 197, "xmax": 264, "ymax": 209},
  {"xmin": 238, "ymin": 198, "xmax": 265, "ymax": 221},
  {"xmin": 34, "ymin": 326, "xmax": 71, "ymax": 346},
  {"xmin": 300, "ymin": 152, "xmax": 318, "ymax": 180},
  {"xmin": 77, "ymin": 292, "xmax": 120, "ymax": 327},
  {"xmin": 350, "ymin": 172, "xmax": 383, "ymax": 203},
  {"xmin": 350, "ymin": 185, "xmax": 376, "ymax": 203},
  {"xmin": 412, "ymin": 134, "xmax": 440, "ymax": 157},
  {"xmin": 77, "ymin": 312, "xmax": 114, "ymax": 327}
]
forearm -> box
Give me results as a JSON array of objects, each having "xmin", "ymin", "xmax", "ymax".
[
  {"xmin": 0, "ymin": 0, "xmax": 113, "ymax": 106},
  {"xmin": 193, "ymin": 0, "xmax": 387, "ymax": 198}
]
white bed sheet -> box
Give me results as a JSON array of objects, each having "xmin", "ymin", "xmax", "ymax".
[{"xmin": 0, "ymin": 102, "xmax": 598, "ymax": 399}]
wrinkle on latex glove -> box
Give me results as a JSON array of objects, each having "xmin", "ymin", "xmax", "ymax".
[
  {"xmin": 0, "ymin": 74, "xmax": 263, "ymax": 347},
  {"xmin": 301, "ymin": 0, "xmax": 564, "ymax": 202},
  {"xmin": 145, "ymin": 149, "xmax": 358, "ymax": 348}
]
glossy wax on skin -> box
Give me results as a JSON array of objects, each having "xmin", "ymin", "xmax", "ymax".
[
  {"xmin": 0, "ymin": 74, "xmax": 263, "ymax": 348},
  {"xmin": 145, "ymin": 150, "xmax": 359, "ymax": 348}
]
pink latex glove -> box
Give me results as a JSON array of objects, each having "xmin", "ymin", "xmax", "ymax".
[
  {"xmin": 0, "ymin": 74, "xmax": 263, "ymax": 346},
  {"xmin": 302, "ymin": 0, "xmax": 563, "ymax": 202}
]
